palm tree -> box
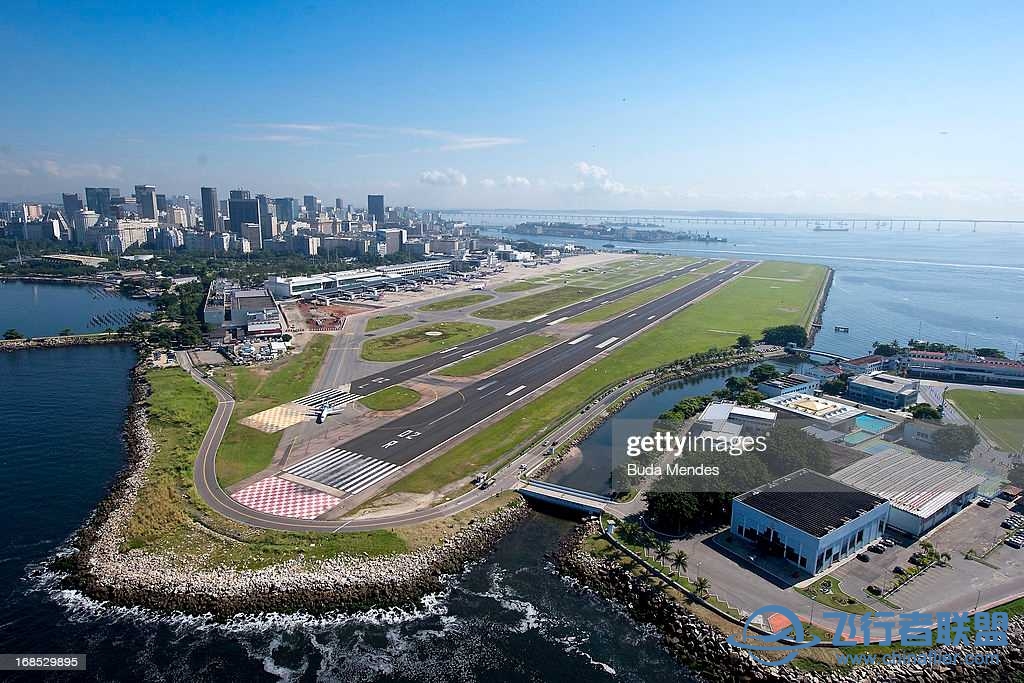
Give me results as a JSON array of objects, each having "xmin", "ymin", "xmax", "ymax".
[
  {"xmin": 640, "ymin": 532, "xmax": 656, "ymax": 558},
  {"xmin": 654, "ymin": 540, "xmax": 671, "ymax": 566},
  {"xmin": 671, "ymin": 550, "xmax": 689, "ymax": 576},
  {"xmin": 694, "ymin": 576, "xmax": 711, "ymax": 599}
]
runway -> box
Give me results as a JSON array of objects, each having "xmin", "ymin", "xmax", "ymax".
[{"xmin": 190, "ymin": 259, "xmax": 756, "ymax": 531}]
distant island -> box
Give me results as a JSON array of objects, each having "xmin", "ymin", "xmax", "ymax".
[{"xmin": 504, "ymin": 221, "xmax": 727, "ymax": 244}]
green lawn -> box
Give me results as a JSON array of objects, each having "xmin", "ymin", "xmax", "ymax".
[
  {"xmin": 418, "ymin": 293, "xmax": 494, "ymax": 311},
  {"xmin": 384, "ymin": 261, "xmax": 828, "ymax": 494},
  {"xmin": 361, "ymin": 321, "xmax": 494, "ymax": 362},
  {"xmin": 945, "ymin": 389, "xmax": 1024, "ymax": 452},
  {"xmin": 366, "ymin": 313, "xmax": 413, "ymax": 331},
  {"xmin": 360, "ymin": 385, "xmax": 421, "ymax": 411},
  {"xmin": 216, "ymin": 335, "xmax": 332, "ymax": 487},
  {"xmin": 473, "ymin": 286, "xmax": 603, "ymax": 321},
  {"xmin": 438, "ymin": 335, "xmax": 555, "ymax": 377},
  {"xmin": 569, "ymin": 263, "xmax": 723, "ymax": 323},
  {"xmin": 129, "ymin": 366, "xmax": 407, "ymax": 566},
  {"xmin": 494, "ymin": 281, "xmax": 544, "ymax": 293}
]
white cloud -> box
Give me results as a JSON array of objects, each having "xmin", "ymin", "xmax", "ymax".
[
  {"xmin": 34, "ymin": 159, "xmax": 122, "ymax": 179},
  {"xmin": 502, "ymin": 175, "xmax": 531, "ymax": 188},
  {"xmin": 571, "ymin": 161, "xmax": 638, "ymax": 196},
  {"xmin": 418, "ymin": 168, "xmax": 467, "ymax": 187},
  {"xmin": 245, "ymin": 122, "xmax": 524, "ymax": 153},
  {"xmin": 480, "ymin": 178, "xmax": 496, "ymax": 188}
]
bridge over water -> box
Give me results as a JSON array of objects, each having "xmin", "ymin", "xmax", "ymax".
[{"xmin": 518, "ymin": 479, "xmax": 615, "ymax": 514}]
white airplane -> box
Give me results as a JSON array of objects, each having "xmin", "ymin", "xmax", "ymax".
[{"xmin": 317, "ymin": 403, "xmax": 346, "ymax": 423}]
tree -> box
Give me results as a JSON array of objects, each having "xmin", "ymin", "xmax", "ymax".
[
  {"xmin": 671, "ymin": 550, "xmax": 689, "ymax": 576},
  {"xmin": 725, "ymin": 376, "xmax": 751, "ymax": 394},
  {"xmin": 748, "ymin": 363, "xmax": 781, "ymax": 383},
  {"xmin": 974, "ymin": 348, "xmax": 1006, "ymax": 359},
  {"xmin": 736, "ymin": 334, "xmax": 753, "ymax": 349},
  {"xmin": 821, "ymin": 375, "xmax": 848, "ymax": 396},
  {"xmin": 735, "ymin": 389, "xmax": 766, "ymax": 406},
  {"xmin": 1006, "ymin": 464, "xmax": 1024, "ymax": 489},
  {"xmin": 654, "ymin": 540, "xmax": 671, "ymax": 566},
  {"xmin": 58, "ymin": 328, "xmax": 73, "ymax": 336},
  {"xmin": 931, "ymin": 425, "xmax": 980, "ymax": 462},
  {"xmin": 761, "ymin": 324, "xmax": 808, "ymax": 347},
  {"xmin": 694, "ymin": 576, "xmax": 711, "ymax": 599},
  {"xmin": 872, "ymin": 339, "xmax": 902, "ymax": 357},
  {"xmin": 909, "ymin": 403, "xmax": 942, "ymax": 420},
  {"xmin": 3, "ymin": 329, "xmax": 25, "ymax": 340},
  {"xmin": 761, "ymin": 423, "xmax": 830, "ymax": 477}
]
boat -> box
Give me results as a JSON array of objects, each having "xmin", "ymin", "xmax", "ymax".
[
  {"xmin": 834, "ymin": 325, "xmax": 850, "ymax": 333},
  {"xmin": 814, "ymin": 226, "xmax": 850, "ymax": 232}
]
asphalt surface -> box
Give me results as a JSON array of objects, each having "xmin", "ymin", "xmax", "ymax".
[
  {"xmin": 316, "ymin": 258, "xmax": 719, "ymax": 396},
  {"xmin": 189, "ymin": 259, "xmax": 756, "ymax": 531}
]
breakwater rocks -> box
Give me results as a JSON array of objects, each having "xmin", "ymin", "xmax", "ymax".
[
  {"xmin": 57, "ymin": 368, "xmax": 530, "ymax": 617},
  {"xmin": 554, "ymin": 522, "xmax": 1024, "ymax": 683},
  {"xmin": 0, "ymin": 333, "xmax": 129, "ymax": 352}
]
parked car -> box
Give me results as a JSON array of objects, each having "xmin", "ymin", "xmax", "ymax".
[
  {"xmin": 1005, "ymin": 537, "xmax": 1024, "ymax": 549},
  {"xmin": 893, "ymin": 566, "xmax": 907, "ymax": 575},
  {"xmin": 977, "ymin": 498, "xmax": 992, "ymax": 507},
  {"xmin": 881, "ymin": 538, "xmax": 896, "ymax": 547},
  {"xmin": 867, "ymin": 585, "xmax": 882, "ymax": 595},
  {"xmin": 869, "ymin": 544, "xmax": 886, "ymax": 554},
  {"xmin": 857, "ymin": 553, "xmax": 870, "ymax": 562}
]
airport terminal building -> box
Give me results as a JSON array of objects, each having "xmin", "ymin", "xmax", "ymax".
[{"xmin": 731, "ymin": 469, "xmax": 890, "ymax": 575}]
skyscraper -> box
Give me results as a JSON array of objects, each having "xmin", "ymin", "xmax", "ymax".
[
  {"xmin": 134, "ymin": 185, "xmax": 158, "ymax": 219},
  {"xmin": 367, "ymin": 194, "xmax": 385, "ymax": 224},
  {"xmin": 257, "ymin": 194, "xmax": 278, "ymax": 239},
  {"xmin": 274, "ymin": 197, "xmax": 297, "ymax": 222},
  {"xmin": 62, "ymin": 192, "xmax": 84, "ymax": 219},
  {"xmin": 228, "ymin": 190, "xmax": 260, "ymax": 234},
  {"xmin": 335, "ymin": 197, "xmax": 344, "ymax": 211},
  {"xmin": 201, "ymin": 187, "xmax": 221, "ymax": 232},
  {"xmin": 85, "ymin": 187, "xmax": 120, "ymax": 219},
  {"xmin": 303, "ymin": 194, "xmax": 321, "ymax": 218}
]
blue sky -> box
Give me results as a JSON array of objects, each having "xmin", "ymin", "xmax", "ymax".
[{"xmin": 3, "ymin": 1, "xmax": 1023, "ymax": 217}]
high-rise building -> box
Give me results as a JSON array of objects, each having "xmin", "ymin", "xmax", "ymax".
[
  {"xmin": 274, "ymin": 197, "xmax": 297, "ymax": 222},
  {"xmin": 134, "ymin": 185, "xmax": 158, "ymax": 219},
  {"xmin": 201, "ymin": 187, "xmax": 221, "ymax": 232},
  {"xmin": 156, "ymin": 193, "xmax": 168, "ymax": 212},
  {"xmin": 62, "ymin": 193, "xmax": 84, "ymax": 219},
  {"xmin": 303, "ymin": 194, "xmax": 321, "ymax": 218},
  {"xmin": 256, "ymin": 194, "xmax": 277, "ymax": 239},
  {"xmin": 335, "ymin": 197, "xmax": 344, "ymax": 211},
  {"xmin": 367, "ymin": 194, "xmax": 385, "ymax": 224},
  {"xmin": 85, "ymin": 187, "xmax": 120, "ymax": 218},
  {"xmin": 228, "ymin": 190, "xmax": 260, "ymax": 234}
]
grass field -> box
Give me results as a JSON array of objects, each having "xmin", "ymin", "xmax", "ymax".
[
  {"xmin": 361, "ymin": 321, "xmax": 494, "ymax": 362},
  {"xmin": 366, "ymin": 313, "xmax": 412, "ymax": 331},
  {"xmin": 384, "ymin": 261, "xmax": 828, "ymax": 494},
  {"xmin": 418, "ymin": 293, "xmax": 494, "ymax": 311},
  {"xmin": 494, "ymin": 281, "xmax": 543, "ymax": 293},
  {"xmin": 568, "ymin": 262, "xmax": 724, "ymax": 323},
  {"xmin": 128, "ymin": 366, "xmax": 406, "ymax": 566},
  {"xmin": 360, "ymin": 385, "xmax": 421, "ymax": 411},
  {"xmin": 525, "ymin": 256, "xmax": 695, "ymax": 291},
  {"xmin": 216, "ymin": 335, "xmax": 332, "ymax": 487},
  {"xmin": 473, "ymin": 286, "xmax": 602, "ymax": 320},
  {"xmin": 437, "ymin": 335, "xmax": 555, "ymax": 377},
  {"xmin": 945, "ymin": 389, "xmax": 1024, "ymax": 451}
]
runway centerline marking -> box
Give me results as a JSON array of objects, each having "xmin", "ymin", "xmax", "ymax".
[
  {"xmin": 595, "ymin": 336, "xmax": 619, "ymax": 349},
  {"xmin": 546, "ymin": 316, "xmax": 569, "ymax": 325},
  {"xmin": 567, "ymin": 334, "xmax": 592, "ymax": 345},
  {"xmin": 506, "ymin": 385, "xmax": 527, "ymax": 396},
  {"xmin": 476, "ymin": 381, "xmax": 497, "ymax": 391}
]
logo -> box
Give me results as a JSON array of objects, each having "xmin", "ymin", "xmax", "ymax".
[{"xmin": 727, "ymin": 605, "xmax": 820, "ymax": 666}]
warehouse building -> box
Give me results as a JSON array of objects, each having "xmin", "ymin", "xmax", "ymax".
[
  {"xmin": 731, "ymin": 469, "xmax": 890, "ymax": 575},
  {"xmin": 830, "ymin": 447, "xmax": 984, "ymax": 537}
]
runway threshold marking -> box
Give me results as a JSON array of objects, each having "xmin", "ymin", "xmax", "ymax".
[
  {"xmin": 567, "ymin": 334, "xmax": 592, "ymax": 345},
  {"xmin": 526, "ymin": 314, "xmax": 548, "ymax": 322},
  {"xmin": 506, "ymin": 385, "xmax": 527, "ymax": 396},
  {"xmin": 476, "ymin": 380, "xmax": 497, "ymax": 391},
  {"xmin": 439, "ymin": 347, "xmax": 461, "ymax": 354},
  {"xmin": 461, "ymin": 350, "xmax": 481, "ymax": 358},
  {"xmin": 595, "ymin": 337, "xmax": 619, "ymax": 349}
]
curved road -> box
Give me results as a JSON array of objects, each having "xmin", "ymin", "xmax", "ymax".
[{"xmin": 185, "ymin": 259, "xmax": 755, "ymax": 532}]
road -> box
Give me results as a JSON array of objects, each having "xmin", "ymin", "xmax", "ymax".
[{"xmin": 313, "ymin": 258, "xmax": 718, "ymax": 397}]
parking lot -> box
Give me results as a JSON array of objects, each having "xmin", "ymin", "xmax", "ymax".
[{"xmin": 830, "ymin": 501, "xmax": 1024, "ymax": 613}]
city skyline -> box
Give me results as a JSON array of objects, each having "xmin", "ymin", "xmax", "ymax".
[{"xmin": 3, "ymin": 2, "xmax": 1024, "ymax": 218}]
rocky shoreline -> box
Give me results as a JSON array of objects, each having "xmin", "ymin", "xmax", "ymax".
[
  {"xmin": 0, "ymin": 333, "xmax": 130, "ymax": 352},
  {"xmin": 554, "ymin": 521, "xmax": 1024, "ymax": 683},
  {"xmin": 54, "ymin": 366, "xmax": 530, "ymax": 617}
]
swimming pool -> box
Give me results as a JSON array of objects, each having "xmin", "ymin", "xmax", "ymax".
[{"xmin": 855, "ymin": 414, "xmax": 896, "ymax": 434}]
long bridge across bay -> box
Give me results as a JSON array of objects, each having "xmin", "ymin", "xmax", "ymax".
[{"xmin": 440, "ymin": 209, "xmax": 1022, "ymax": 232}]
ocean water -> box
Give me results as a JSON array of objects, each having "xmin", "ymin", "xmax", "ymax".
[
  {"xmin": 0, "ymin": 222, "xmax": 1020, "ymax": 682},
  {"xmin": 0, "ymin": 280, "xmax": 153, "ymax": 338},
  {"xmin": 0, "ymin": 285, "xmax": 686, "ymax": 682},
  {"xmin": 477, "ymin": 222, "xmax": 1024, "ymax": 359}
]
